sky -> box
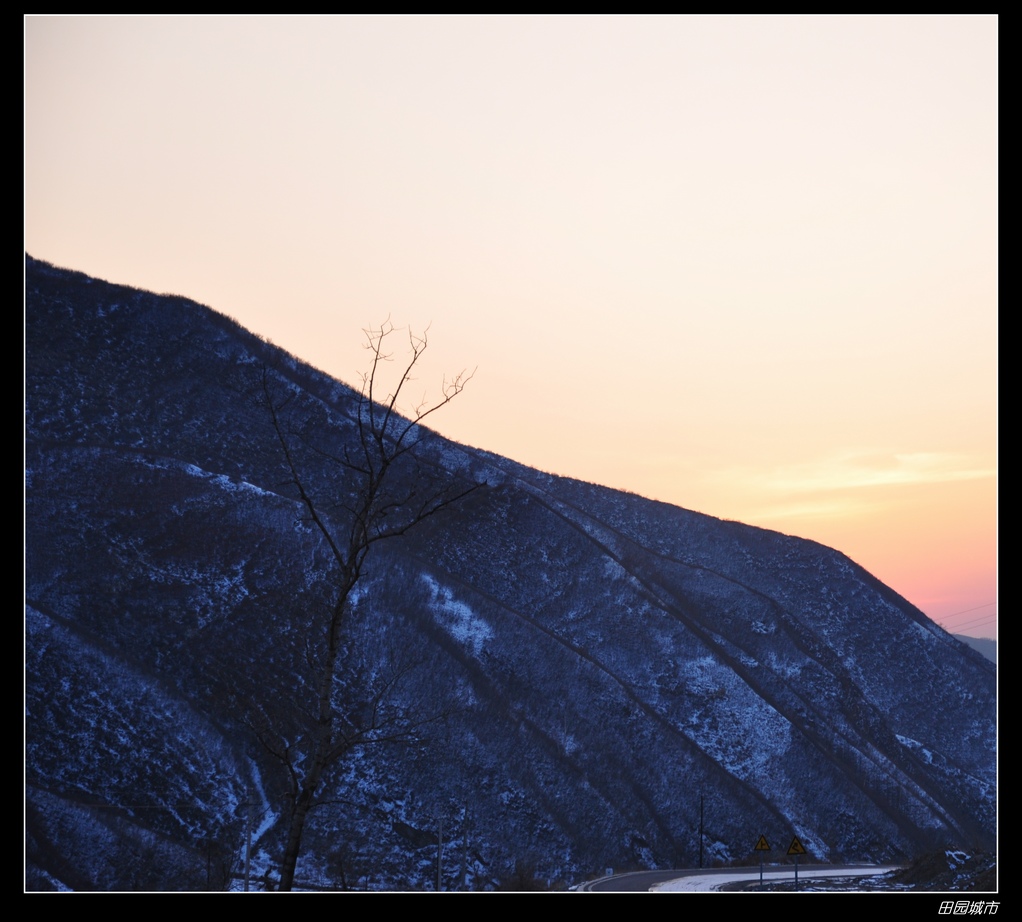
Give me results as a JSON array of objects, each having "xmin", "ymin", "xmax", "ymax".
[{"xmin": 25, "ymin": 15, "xmax": 997, "ymax": 639}]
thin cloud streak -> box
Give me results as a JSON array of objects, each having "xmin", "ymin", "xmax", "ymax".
[{"xmin": 708, "ymin": 451, "xmax": 994, "ymax": 497}]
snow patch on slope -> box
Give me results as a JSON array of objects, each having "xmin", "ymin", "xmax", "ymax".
[
  {"xmin": 178, "ymin": 462, "xmax": 276, "ymax": 497},
  {"xmin": 420, "ymin": 574, "xmax": 492, "ymax": 655}
]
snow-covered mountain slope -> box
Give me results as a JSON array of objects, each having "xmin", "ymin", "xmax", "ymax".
[{"xmin": 25, "ymin": 256, "xmax": 995, "ymax": 890}]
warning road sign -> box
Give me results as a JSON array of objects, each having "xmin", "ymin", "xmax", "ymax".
[
  {"xmin": 754, "ymin": 835, "xmax": 770, "ymax": 851},
  {"xmin": 787, "ymin": 836, "xmax": 806, "ymax": 856}
]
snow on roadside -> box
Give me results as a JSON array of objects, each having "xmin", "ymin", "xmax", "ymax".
[{"xmin": 652, "ymin": 866, "xmax": 903, "ymax": 892}]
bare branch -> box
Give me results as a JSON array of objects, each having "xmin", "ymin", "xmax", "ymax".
[
  {"xmin": 261, "ymin": 368, "xmax": 347, "ymax": 573},
  {"xmin": 367, "ymin": 480, "xmax": 482, "ymax": 545}
]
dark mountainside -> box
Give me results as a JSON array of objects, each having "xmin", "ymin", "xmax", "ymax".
[{"xmin": 25, "ymin": 256, "xmax": 996, "ymax": 891}]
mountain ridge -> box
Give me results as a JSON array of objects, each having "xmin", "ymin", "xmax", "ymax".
[{"xmin": 25, "ymin": 255, "xmax": 996, "ymax": 890}]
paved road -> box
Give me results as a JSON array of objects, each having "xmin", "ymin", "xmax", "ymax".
[
  {"xmin": 582, "ymin": 865, "xmax": 902, "ymax": 892},
  {"xmin": 582, "ymin": 868, "xmax": 742, "ymax": 891}
]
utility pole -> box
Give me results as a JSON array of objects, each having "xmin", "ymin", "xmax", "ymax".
[
  {"xmin": 244, "ymin": 791, "xmax": 253, "ymax": 892},
  {"xmin": 459, "ymin": 805, "xmax": 469, "ymax": 891},
  {"xmin": 436, "ymin": 816, "xmax": 444, "ymax": 891},
  {"xmin": 698, "ymin": 795, "xmax": 704, "ymax": 869}
]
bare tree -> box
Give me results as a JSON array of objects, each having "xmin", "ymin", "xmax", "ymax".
[{"xmin": 260, "ymin": 319, "xmax": 478, "ymax": 891}]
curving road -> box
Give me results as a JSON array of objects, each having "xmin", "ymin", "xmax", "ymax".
[{"xmin": 581, "ymin": 864, "xmax": 902, "ymax": 891}]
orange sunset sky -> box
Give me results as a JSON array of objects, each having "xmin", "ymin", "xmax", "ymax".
[{"xmin": 25, "ymin": 16, "xmax": 996, "ymax": 638}]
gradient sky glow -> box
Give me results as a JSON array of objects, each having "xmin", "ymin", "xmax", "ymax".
[{"xmin": 25, "ymin": 15, "xmax": 997, "ymax": 638}]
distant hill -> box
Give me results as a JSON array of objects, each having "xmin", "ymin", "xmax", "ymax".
[
  {"xmin": 956, "ymin": 635, "xmax": 996, "ymax": 665},
  {"xmin": 25, "ymin": 255, "xmax": 996, "ymax": 890}
]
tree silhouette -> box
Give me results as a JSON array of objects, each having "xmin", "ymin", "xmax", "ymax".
[{"xmin": 259, "ymin": 320, "xmax": 478, "ymax": 891}]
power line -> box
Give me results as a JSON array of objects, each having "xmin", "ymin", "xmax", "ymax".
[
  {"xmin": 947, "ymin": 613, "xmax": 997, "ymax": 631},
  {"xmin": 934, "ymin": 601, "xmax": 996, "ymax": 632},
  {"xmin": 941, "ymin": 602, "xmax": 996, "ymax": 619}
]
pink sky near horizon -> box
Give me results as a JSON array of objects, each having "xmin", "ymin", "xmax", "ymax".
[{"xmin": 25, "ymin": 15, "xmax": 997, "ymax": 638}]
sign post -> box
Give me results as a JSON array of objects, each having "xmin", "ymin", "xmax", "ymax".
[
  {"xmin": 787, "ymin": 836, "xmax": 806, "ymax": 891},
  {"xmin": 754, "ymin": 835, "xmax": 770, "ymax": 890}
]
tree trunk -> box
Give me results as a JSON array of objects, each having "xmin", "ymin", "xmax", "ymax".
[
  {"xmin": 278, "ymin": 787, "xmax": 313, "ymax": 891},
  {"xmin": 277, "ymin": 597, "xmax": 347, "ymax": 891}
]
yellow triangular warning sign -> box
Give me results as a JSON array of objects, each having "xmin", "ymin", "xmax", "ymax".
[
  {"xmin": 787, "ymin": 836, "xmax": 806, "ymax": 855},
  {"xmin": 754, "ymin": 835, "xmax": 770, "ymax": 851}
]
